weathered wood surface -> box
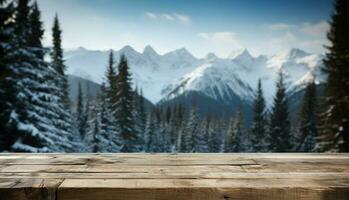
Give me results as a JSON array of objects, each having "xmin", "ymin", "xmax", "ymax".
[{"xmin": 0, "ymin": 153, "xmax": 348, "ymax": 200}]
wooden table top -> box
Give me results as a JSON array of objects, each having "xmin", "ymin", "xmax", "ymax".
[{"xmin": 0, "ymin": 153, "xmax": 349, "ymax": 200}]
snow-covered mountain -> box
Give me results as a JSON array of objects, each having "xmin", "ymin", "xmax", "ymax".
[
  {"xmin": 65, "ymin": 45, "xmax": 199, "ymax": 103},
  {"xmin": 161, "ymin": 48, "xmax": 325, "ymax": 108},
  {"xmin": 64, "ymin": 46, "xmax": 325, "ymax": 106}
]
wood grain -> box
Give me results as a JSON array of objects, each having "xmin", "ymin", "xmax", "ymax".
[{"xmin": 0, "ymin": 153, "xmax": 348, "ymax": 200}]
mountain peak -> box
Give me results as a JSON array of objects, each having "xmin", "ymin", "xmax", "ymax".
[
  {"xmin": 143, "ymin": 45, "xmax": 158, "ymax": 55},
  {"xmin": 76, "ymin": 46, "xmax": 88, "ymax": 51},
  {"xmin": 228, "ymin": 48, "xmax": 252, "ymax": 60},
  {"xmin": 165, "ymin": 47, "xmax": 195, "ymax": 60},
  {"xmin": 287, "ymin": 48, "xmax": 309, "ymax": 58},
  {"xmin": 205, "ymin": 52, "xmax": 218, "ymax": 60},
  {"xmin": 175, "ymin": 47, "xmax": 191, "ymax": 55},
  {"xmin": 119, "ymin": 45, "xmax": 137, "ymax": 53}
]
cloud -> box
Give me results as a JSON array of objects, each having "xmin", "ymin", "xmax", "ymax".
[
  {"xmin": 268, "ymin": 21, "xmax": 329, "ymax": 38},
  {"xmin": 162, "ymin": 14, "xmax": 174, "ymax": 21},
  {"xmin": 145, "ymin": 12, "xmax": 190, "ymax": 24},
  {"xmin": 264, "ymin": 20, "xmax": 329, "ymax": 54},
  {"xmin": 271, "ymin": 31, "xmax": 297, "ymax": 46},
  {"xmin": 145, "ymin": 12, "xmax": 157, "ymax": 19},
  {"xmin": 301, "ymin": 21, "xmax": 329, "ymax": 37},
  {"xmin": 198, "ymin": 32, "xmax": 241, "ymax": 46},
  {"xmin": 268, "ymin": 23, "xmax": 294, "ymax": 31},
  {"xmin": 174, "ymin": 13, "xmax": 190, "ymax": 24}
]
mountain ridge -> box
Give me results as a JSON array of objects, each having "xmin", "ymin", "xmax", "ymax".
[{"xmin": 64, "ymin": 46, "xmax": 325, "ymax": 106}]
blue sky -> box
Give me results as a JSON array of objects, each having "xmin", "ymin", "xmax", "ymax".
[{"xmin": 37, "ymin": 0, "xmax": 334, "ymax": 57}]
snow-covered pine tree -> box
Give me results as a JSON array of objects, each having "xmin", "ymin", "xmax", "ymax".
[
  {"xmin": 224, "ymin": 109, "xmax": 246, "ymax": 152},
  {"xmin": 235, "ymin": 108, "xmax": 248, "ymax": 152},
  {"xmin": 133, "ymin": 87, "xmax": 146, "ymax": 151},
  {"xmin": 85, "ymin": 102, "xmax": 102, "ymax": 153},
  {"xmin": 165, "ymin": 106, "xmax": 171, "ymax": 124},
  {"xmin": 115, "ymin": 55, "xmax": 139, "ymax": 152},
  {"xmin": 138, "ymin": 89, "xmax": 147, "ymax": 135},
  {"xmin": 223, "ymin": 116, "xmax": 237, "ymax": 152},
  {"xmin": 210, "ymin": 117, "xmax": 225, "ymax": 152},
  {"xmin": 195, "ymin": 115, "xmax": 211, "ymax": 152},
  {"xmin": 104, "ymin": 52, "xmax": 122, "ymax": 152},
  {"xmin": 98, "ymin": 83, "xmax": 120, "ymax": 152},
  {"xmin": 164, "ymin": 106, "xmax": 175, "ymax": 150},
  {"xmin": 147, "ymin": 107, "xmax": 163, "ymax": 152},
  {"xmin": 145, "ymin": 108, "xmax": 168, "ymax": 152},
  {"xmin": 51, "ymin": 15, "xmax": 69, "ymax": 108},
  {"xmin": 144, "ymin": 111, "xmax": 157, "ymax": 152},
  {"xmin": 296, "ymin": 81, "xmax": 318, "ymax": 152},
  {"xmin": 1, "ymin": 1, "xmax": 74, "ymax": 152},
  {"xmin": 250, "ymin": 79, "xmax": 268, "ymax": 152},
  {"xmin": 182, "ymin": 104, "xmax": 199, "ymax": 152},
  {"xmin": 75, "ymin": 82, "xmax": 87, "ymax": 139},
  {"xmin": 84, "ymin": 89, "xmax": 119, "ymax": 153},
  {"xmin": 50, "ymin": 14, "xmax": 78, "ymax": 152},
  {"xmin": 173, "ymin": 103, "xmax": 185, "ymax": 152},
  {"xmin": 316, "ymin": 0, "xmax": 349, "ymax": 152},
  {"xmin": 269, "ymin": 70, "xmax": 292, "ymax": 152},
  {"xmin": 165, "ymin": 104, "xmax": 183, "ymax": 152},
  {"xmin": 90, "ymin": 111, "xmax": 100, "ymax": 153},
  {"xmin": 0, "ymin": 0, "xmax": 16, "ymax": 151},
  {"xmin": 6, "ymin": 0, "xmax": 44, "ymax": 152},
  {"xmin": 105, "ymin": 50, "xmax": 118, "ymax": 114},
  {"xmin": 157, "ymin": 108, "xmax": 171, "ymax": 152}
]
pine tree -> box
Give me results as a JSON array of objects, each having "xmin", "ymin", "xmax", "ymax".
[
  {"xmin": 224, "ymin": 116, "xmax": 237, "ymax": 152},
  {"xmin": 157, "ymin": 114, "xmax": 171, "ymax": 152},
  {"xmin": 195, "ymin": 116, "xmax": 211, "ymax": 152},
  {"xmin": 91, "ymin": 112, "xmax": 100, "ymax": 153},
  {"xmin": 51, "ymin": 14, "xmax": 70, "ymax": 108},
  {"xmin": 105, "ymin": 50, "xmax": 118, "ymax": 113},
  {"xmin": 317, "ymin": 0, "xmax": 349, "ymax": 152},
  {"xmin": 139, "ymin": 89, "xmax": 147, "ymax": 134},
  {"xmin": 103, "ymin": 52, "xmax": 122, "ymax": 152},
  {"xmin": 76, "ymin": 82, "xmax": 86, "ymax": 138},
  {"xmin": 144, "ymin": 111, "xmax": 157, "ymax": 152},
  {"xmin": 85, "ymin": 103, "xmax": 100, "ymax": 153},
  {"xmin": 269, "ymin": 71, "xmax": 292, "ymax": 152},
  {"xmin": 98, "ymin": 83, "xmax": 120, "ymax": 152},
  {"xmin": 235, "ymin": 109, "xmax": 248, "ymax": 152},
  {"xmin": 210, "ymin": 118, "xmax": 225, "ymax": 152},
  {"xmin": 182, "ymin": 104, "xmax": 199, "ymax": 152},
  {"xmin": 174, "ymin": 103, "xmax": 185, "ymax": 152},
  {"xmin": 115, "ymin": 55, "xmax": 139, "ymax": 152},
  {"xmin": 296, "ymin": 81, "xmax": 317, "ymax": 152},
  {"xmin": 50, "ymin": 14, "xmax": 77, "ymax": 152},
  {"xmin": 133, "ymin": 88, "xmax": 146, "ymax": 151},
  {"xmin": 224, "ymin": 109, "xmax": 245, "ymax": 152},
  {"xmin": 7, "ymin": 0, "xmax": 40, "ymax": 152},
  {"xmin": 250, "ymin": 79, "xmax": 268, "ymax": 152},
  {"xmin": 84, "ymin": 84, "xmax": 120, "ymax": 153},
  {"xmin": 27, "ymin": 1, "xmax": 43, "ymax": 57},
  {"xmin": 0, "ymin": 0, "xmax": 16, "ymax": 151},
  {"xmin": 1, "ymin": 1, "xmax": 75, "ymax": 152}
]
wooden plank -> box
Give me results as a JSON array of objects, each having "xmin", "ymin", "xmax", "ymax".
[
  {"xmin": 0, "ymin": 154, "xmax": 257, "ymax": 166},
  {"xmin": 57, "ymin": 178, "xmax": 349, "ymax": 200},
  {"xmin": 0, "ymin": 178, "xmax": 63, "ymax": 200},
  {"xmin": 0, "ymin": 172, "xmax": 349, "ymax": 179},
  {"xmin": 0, "ymin": 164, "xmax": 244, "ymax": 174},
  {"xmin": 243, "ymin": 158, "xmax": 349, "ymax": 173},
  {"xmin": 2, "ymin": 160, "xmax": 348, "ymax": 173},
  {"xmin": 57, "ymin": 188, "xmax": 349, "ymax": 200},
  {"xmin": 57, "ymin": 187, "xmax": 349, "ymax": 200},
  {"xmin": 0, "ymin": 153, "xmax": 348, "ymax": 200}
]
